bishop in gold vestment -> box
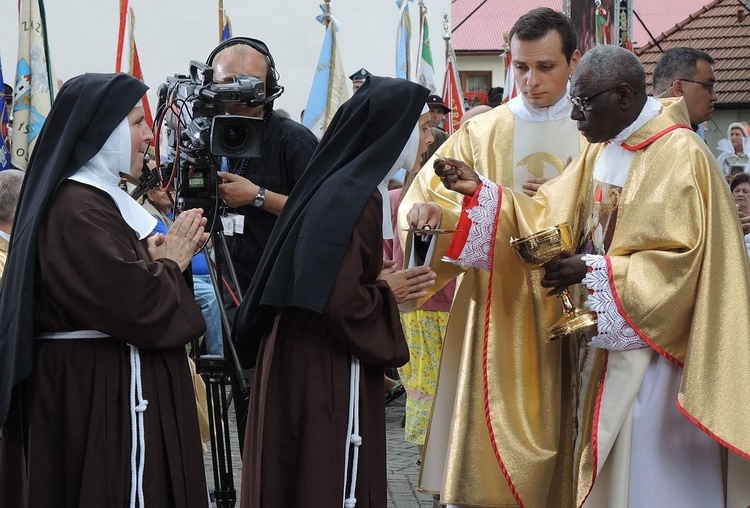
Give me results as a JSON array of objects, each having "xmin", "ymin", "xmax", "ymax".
[{"xmin": 435, "ymin": 91, "xmax": 750, "ymax": 507}]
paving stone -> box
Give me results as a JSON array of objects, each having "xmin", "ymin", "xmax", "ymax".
[{"xmin": 201, "ymin": 389, "xmax": 434, "ymax": 507}]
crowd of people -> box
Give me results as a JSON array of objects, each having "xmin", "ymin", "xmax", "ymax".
[{"xmin": 0, "ymin": 6, "xmax": 749, "ymax": 508}]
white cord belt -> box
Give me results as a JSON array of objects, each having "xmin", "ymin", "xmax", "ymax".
[
  {"xmin": 343, "ymin": 355, "xmax": 362, "ymax": 508},
  {"xmin": 36, "ymin": 329, "xmax": 110, "ymax": 340},
  {"xmin": 36, "ymin": 330, "xmax": 148, "ymax": 508}
]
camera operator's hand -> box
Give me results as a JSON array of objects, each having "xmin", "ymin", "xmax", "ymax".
[
  {"xmin": 147, "ymin": 208, "xmax": 208, "ymax": 271},
  {"xmin": 217, "ymin": 171, "xmax": 256, "ymax": 208},
  {"xmin": 217, "ymin": 171, "xmax": 287, "ymax": 215}
]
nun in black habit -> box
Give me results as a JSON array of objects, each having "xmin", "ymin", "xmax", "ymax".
[
  {"xmin": 0, "ymin": 73, "xmax": 208, "ymax": 507},
  {"xmin": 235, "ymin": 77, "xmax": 433, "ymax": 508}
]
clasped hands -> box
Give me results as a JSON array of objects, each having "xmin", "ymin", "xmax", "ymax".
[
  {"xmin": 378, "ymin": 260, "xmax": 437, "ymax": 304},
  {"xmin": 147, "ymin": 208, "xmax": 208, "ymax": 271}
]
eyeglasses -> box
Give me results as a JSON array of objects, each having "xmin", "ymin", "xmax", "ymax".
[
  {"xmin": 678, "ymin": 78, "xmax": 716, "ymax": 93},
  {"xmin": 568, "ymin": 85, "xmax": 622, "ymax": 112}
]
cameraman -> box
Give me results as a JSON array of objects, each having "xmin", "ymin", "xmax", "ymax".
[
  {"xmin": 212, "ymin": 38, "xmax": 317, "ymax": 290},
  {"xmin": 209, "ymin": 38, "xmax": 318, "ymax": 445}
]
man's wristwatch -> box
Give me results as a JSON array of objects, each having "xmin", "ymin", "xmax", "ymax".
[{"xmin": 252, "ymin": 187, "xmax": 266, "ymax": 208}]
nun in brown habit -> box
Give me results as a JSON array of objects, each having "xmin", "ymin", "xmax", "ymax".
[
  {"xmin": 0, "ymin": 73, "xmax": 209, "ymax": 507},
  {"xmin": 233, "ymin": 76, "xmax": 433, "ymax": 507}
]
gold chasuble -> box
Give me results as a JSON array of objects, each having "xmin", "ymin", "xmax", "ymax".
[
  {"xmin": 458, "ymin": 100, "xmax": 750, "ymax": 507},
  {"xmin": 398, "ymin": 98, "xmax": 582, "ymax": 507}
]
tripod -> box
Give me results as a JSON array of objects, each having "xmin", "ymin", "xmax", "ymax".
[{"xmin": 191, "ymin": 229, "xmax": 252, "ymax": 508}]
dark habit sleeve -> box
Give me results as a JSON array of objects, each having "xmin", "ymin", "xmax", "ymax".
[
  {"xmin": 321, "ymin": 194, "xmax": 409, "ymax": 368},
  {"xmin": 35, "ymin": 184, "xmax": 205, "ymax": 349}
]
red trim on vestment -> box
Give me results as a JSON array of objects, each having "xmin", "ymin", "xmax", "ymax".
[
  {"xmin": 676, "ymin": 401, "xmax": 750, "ymax": 462},
  {"xmin": 620, "ymin": 124, "xmax": 692, "ymax": 152},
  {"xmin": 445, "ymin": 185, "xmax": 482, "ymax": 260},
  {"xmin": 604, "ymin": 256, "xmax": 683, "ymax": 367},
  {"xmin": 481, "ymin": 187, "xmax": 526, "ymax": 507},
  {"xmin": 578, "ymin": 352, "xmax": 610, "ymax": 508},
  {"xmin": 594, "ymin": 258, "xmax": 750, "ymax": 495}
]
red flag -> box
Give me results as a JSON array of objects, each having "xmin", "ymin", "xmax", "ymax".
[
  {"xmin": 116, "ymin": 3, "xmax": 153, "ymax": 128},
  {"xmin": 115, "ymin": 0, "xmax": 128, "ymax": 73},
  {"xmin": 442, "ymin": 50, "xmax": 464, "ymax": 134}
]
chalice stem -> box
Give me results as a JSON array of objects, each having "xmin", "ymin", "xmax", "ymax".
[{"xmin": 558, "ymin": 289, "xmax": 577, "ymax": 318}]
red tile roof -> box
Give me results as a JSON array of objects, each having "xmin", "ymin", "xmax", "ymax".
[
  {"xmin": 631, "ymin": 0, "xmax": 713, "ymax": 47},
  {"xmin": 451, "ymin": 0, "xmax": 714, "ymax": 53},
  {"xmin": 637, "ymin": 0, "xmax": 750, "ymax": 106},
  {"xmin": 451, "ymin": 0, "xmax": 561, "ymax": 53}
]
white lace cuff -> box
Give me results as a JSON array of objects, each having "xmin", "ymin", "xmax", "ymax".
[
  {"xmin": 581, "ymin": 254, "xmax": 647, "ymax": 351},
  {"xmin": 445, "ymin": 174, "xmax": 499, "ymax": 271}
]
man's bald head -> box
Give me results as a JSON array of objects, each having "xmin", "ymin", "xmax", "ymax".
[
  {"xmin": 577, "ymin": 45, "xmax": 646, "ymax": 95},
  {"xmin": 212, "ymin": 44, "xmax": 271, "ymax": 117},
  {"xmin": 570, "ymin": 46, "xmax": 648, "ymax": 143}
]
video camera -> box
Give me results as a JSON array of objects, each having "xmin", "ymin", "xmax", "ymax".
[{"xmin": 154, "ymin": 60, "xmax": 276, "ymax": 231}]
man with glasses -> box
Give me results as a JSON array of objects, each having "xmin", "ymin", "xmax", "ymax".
[
  {"xmin": 399, "ymin": 7, "xmax": 583, "ymax": 507},
  {"xmin": 422, "ymin": 44, "xmax": 750, "ymax": 508},
  {"xmin": 652, "ymin": 47, "xmax": 717, "ymax": 131}
]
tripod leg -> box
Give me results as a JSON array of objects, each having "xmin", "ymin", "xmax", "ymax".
[
  {"xmin": 201, "ymin": 363, "xmax": 236, "ymax": 508},
  {"xmin": 196, "ymin": 231, "xmax": 255, "ymax": 500}
]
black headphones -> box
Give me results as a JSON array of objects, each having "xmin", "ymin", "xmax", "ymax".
[{"xmin": 206, "ymin": 37, "xmax": 283, "ymax": 106}]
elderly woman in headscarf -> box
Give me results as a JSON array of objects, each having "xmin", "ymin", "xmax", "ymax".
[
  {"xmin": 717, "ymin": 122, "xmax": 750, "ymax": 179},
  {"xmin": 0, "ymin": 73, "xmax": 209, "ymax": 508},
  {"xmin": 234, "ymin": 76, "xmax": 435, "ymax": 508}
]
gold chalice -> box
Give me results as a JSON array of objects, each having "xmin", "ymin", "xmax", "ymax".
[{"xmin": 510, "ymin": 223, "xmax": 597, "ymax": 342}]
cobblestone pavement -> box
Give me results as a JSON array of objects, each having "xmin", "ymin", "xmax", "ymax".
[
  {"xmin": 202, "ymin": 391, "xmax": 435, "ymax": 507},
  {"xmin": 385, "ymin": 396, "xmax": 437, "ymax": 508}
]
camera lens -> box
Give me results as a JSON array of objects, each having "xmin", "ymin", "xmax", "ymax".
[
  {"xmin": 210, "ymin": 115, "xmax": 262, "ymax": 158},
  {"xmin": 221, "ymin": 122, "xmax": 249, "ymax": 150}
]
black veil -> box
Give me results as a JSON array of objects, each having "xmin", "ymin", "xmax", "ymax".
[
  {"xmin": 0, "ymin": 73, "xmax": 147, "ymax": 427},
  {"xmin": 233, "ymin": 76, "xmax": 429, "ymax": 365}
]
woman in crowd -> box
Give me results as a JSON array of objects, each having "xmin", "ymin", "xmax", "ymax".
[
  {"xmin": 731, "ymin": 172, "xmax": 750, "ymax": 257},
  {"xmin": 717, "ymin": 122, "xmax": 750, "ymax": 179},
  {"xmin": 0, "ymin": 73, "xmax": 209, "ymax": 507},
  {"xmin": 234, "ymin": 76, "xmax": 435, "ymax": 508},
  {"xmin": 384, "ymin": 119, "xmax": 457, "ymax": 466}
]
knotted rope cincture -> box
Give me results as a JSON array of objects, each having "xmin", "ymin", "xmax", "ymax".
[
  {"xmin": 342, "ymin": 355, "xmax": 362, "ymax": 508},
  {"xmin": 129, "ymin": 344, "xmax": 148, "ymax": 508},
  {"xmin": 36, "ymin": 331, "xmax": 148, "ymax": 507}
]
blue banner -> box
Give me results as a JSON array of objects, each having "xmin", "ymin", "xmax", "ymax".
[
  {"xmin": 301, "ymin": 7, "xmax": 348, "ymax": 139},
  {"xmin": 396, "ymin": 0, "xmax": 412, "ymax": 80}
]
